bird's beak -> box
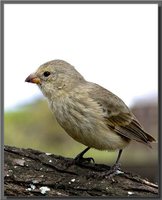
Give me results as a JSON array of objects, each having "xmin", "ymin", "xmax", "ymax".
[{"xmin": 25, "ymin": 74, "xmax": 41, "ymax": 84}]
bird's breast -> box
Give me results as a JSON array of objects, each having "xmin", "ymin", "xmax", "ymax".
[{"xmin": 49, "ymin": 96, "xmax": 129, "ymax": 150}]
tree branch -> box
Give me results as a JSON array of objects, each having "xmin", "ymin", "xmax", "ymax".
[{"xmin": 4, "ymin": 145, "xmax": 158, "ymax": 197}]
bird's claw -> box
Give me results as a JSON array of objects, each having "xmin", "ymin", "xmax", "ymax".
[
  {"xmin": 98, "ymin": 163, "xmax": 122, "ymax": 179},
  {"xmin": 111, "ymin": 162, "xmax": 121, "ymax": 172},
  {"xmin": 74, "ymin": 156, "xmax": 95, "ymax": 165}
]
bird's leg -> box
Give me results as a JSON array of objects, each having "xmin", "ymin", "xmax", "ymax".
[
  {"xmin": 107, "ymin": 149, "xmax": 123, "ymax": 177},
  {"xmin": 74, "ymin": 147, "xmax": 95, "ymax": 164},
  {"xmin": 112, "ymin": 149, "xmax": 122, "ymax": 170},
  {"xmin": 99, "ymin": 149, "xmax": 123, "ymax": 179}
]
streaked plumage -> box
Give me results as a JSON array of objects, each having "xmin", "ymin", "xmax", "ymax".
[{"xmin": 25, "ymin": 60, "xmax": 155, "ymax": 165}]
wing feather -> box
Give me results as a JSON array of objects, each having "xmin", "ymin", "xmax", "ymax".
[
  {"xmin": 88, "ymin": 83, "xmax": 155, "ymax": 146},
  {"xmin": 106, "ymin": 113, "xmax": 155, "ymax": 145}
]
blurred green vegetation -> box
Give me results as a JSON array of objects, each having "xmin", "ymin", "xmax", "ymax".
[
  {"xmin": 4, "ymin": 99, "xmax": 158, "ymax": 167},
  {"xmin": 5, "ymin": 99, "xmax": 116, "ymax": 163}
]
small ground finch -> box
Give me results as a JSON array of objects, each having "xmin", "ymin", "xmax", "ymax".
[{"xmin": 25, "ymin": 60, "xmax": 155, "ymax": 169}]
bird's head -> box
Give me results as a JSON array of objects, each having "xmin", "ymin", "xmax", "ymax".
[{"xmin": 25, "ymin": 60, "xmax": 85, "ymax": 99}]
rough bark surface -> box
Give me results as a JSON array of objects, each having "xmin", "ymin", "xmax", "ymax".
[{"xmin": 4, "ymin": 145, "xmax": 158, "ymax": 197}]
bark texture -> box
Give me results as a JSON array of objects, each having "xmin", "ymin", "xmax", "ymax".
[{"xmin": 4, "ymin": 145, "xmax": 158, "ymax": 197}]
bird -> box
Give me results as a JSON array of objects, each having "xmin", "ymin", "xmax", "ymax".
[{"xmin": 25, "ymin": 59, "xmax": 155, "ymax": 171}]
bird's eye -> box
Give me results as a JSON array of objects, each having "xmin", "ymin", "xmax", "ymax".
[{"xmin": 43, "ymin": 71, "xmax": 51, "ymax": 77}]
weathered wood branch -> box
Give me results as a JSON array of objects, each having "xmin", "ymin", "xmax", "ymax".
[{"xmin": 4, "ymin": 145, "xmax": 158, "ymax": 197}]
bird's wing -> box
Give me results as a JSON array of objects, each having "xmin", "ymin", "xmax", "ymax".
[
  {"xmin": 88, "ymin": 83, "xmax": 155, "ymax": 145},
  {"xmin": 104, "ymin": 112, "xmax": 155, "ymax": 145}
]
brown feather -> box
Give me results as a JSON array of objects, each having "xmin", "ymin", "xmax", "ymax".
[
  {"xmin": 105, "ymin": 113, "xmax": 155, "ymax": 147},
  {"xmin": 88, "ymin": 83, "xmax": 155, "ymax": 147}
]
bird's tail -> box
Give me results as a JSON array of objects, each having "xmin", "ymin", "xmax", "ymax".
[{"xmin": 145, "ymin": 132, "xmax": 157, "ymax": 148}]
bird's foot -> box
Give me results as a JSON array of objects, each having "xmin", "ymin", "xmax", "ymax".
[
  {"xmin": 98, "ymin": 163, "xmax": 124, "ymax": 179},
  {"xmin": 74, "ymin": 155, "xmax": 95, "ymax": 165}
]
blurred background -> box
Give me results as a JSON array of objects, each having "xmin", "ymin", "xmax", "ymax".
[{"xmin": 4, "ymin": 4, "xmax": 158, "ymax": 183}]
